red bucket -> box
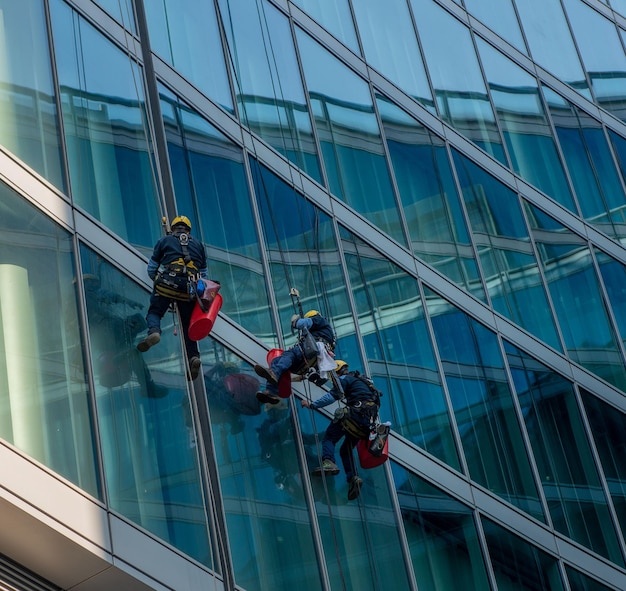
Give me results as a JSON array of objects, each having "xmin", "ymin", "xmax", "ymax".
[
  {"xmin": 266, "ymin": 348, "xmax": 292, "ymax": 398},
  {"xmin": 188, "ymin": 293, "xmax": 223, "ymax": 341},
  {"xmin": 357, "ymin": 437, "xmax": 389, "ymax": 469}
]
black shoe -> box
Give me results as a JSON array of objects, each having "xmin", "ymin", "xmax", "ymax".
[
  {"xmin": 188, "ymin": 357, "xmax": 202, "ymax": 381},
  {"xmin": 254, "ymin": 364, "xmax": 278, "ymax": 385},
  {"xmin": 347, "ymin": 476, "xmax": 363, "ymax": 500},
  {"xmin": 312, "ymin": 459, "xmax": 340, "ymax": 476},
  {"xmin": 137, "ymin": 329, "xmax": 161, "ymax": 352},
  {"xmin": 256, "ymin": 390, "xmax": 280, "ymax": 405}
]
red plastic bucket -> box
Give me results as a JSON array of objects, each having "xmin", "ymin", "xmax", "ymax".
[
  {"xmin": 266, "ymin": 348, "xmax": 292, "ymax": 398},
  {"xmin": 188, "ymin": 293, "xmax": 223, "ymax": 341},
  {"xmin": 357, "ymin": 437, "xmax": 389, "ymax": 469}
]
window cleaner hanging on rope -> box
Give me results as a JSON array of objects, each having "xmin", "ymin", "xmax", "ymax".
[
  {"xmin": 255, "ymin": 289, "xmax": 336, "ymax": 405},
  {"xmin": 136, "ymin": 215, "xmax": 221, "ymax": 381},
  {"xmin": 303, "ymin": 359, "xmax": 386, "ymax": 501}
]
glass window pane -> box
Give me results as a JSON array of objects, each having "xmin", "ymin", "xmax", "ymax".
[
  {"xmin": 476, "ymin": 39, "xmax": 576, "ymax": 212},
  {"xmin": 513, "ymin": 0, "xmax": 590, "ymax": 98},
  {"xmin": 596, "ymin": 248, "xmax": 626, "ymax": 350},
  {"xmin": 505, "ymin": 344, "xmax": 624, "ymax": 565},
  {"xmin": 463, "ymin": 0, "xmax": 527, "ymax": 54},
  {"xmin": 80, "ymin": 245, "xmax": 215, "ymax": 568},
  {"xmin": 352, "ymin": 0, "xmax": 434, "ymax": 111},
  {"xmin": 296, "ymin": 28, "xmax": 405, "ymax": 243},
  {"xmin": 543, "ymin": 86, "xmax": 626, "ymax": 239},
  {"xmin": 160, "ymin": 88, "xmax": 274, "ymax": 342},
  {"xmin": 566, "ymin": 565, "xmax": 614, "ymax": 591},
  {"xmin": 392, "ymin": 462, "xmax": 491, "ymax": 591},
  {"xmin": 92, "ymin": 0, "xmax": 135, "ymax": 33},
  {"xmin": 217, "ymin": 0, "xmax": 322, "ymax": 182},
  {"xmin": 341, "ymin": 228, "xmax": 461, "ymax": 469},
  {"xmin": 410, "ymin": 0, "xmax": 506, "ymax": 164},
  {"xmin": 290, "ymin": 0, "xmax": 360, "ymax": 53},
  {"xmin": 377, "ymin": 95, "xmax": 485, "ymax": 301},
  {"xmin": 524, "ymin": 203, "xmax": 626, "ymax": 391},
  {"xmin": 453, "ymin": 150, "xmax": 562, "ymax": 351},
  {"xmin": 0, "ymin": 183, "xmax": 99, "ymax": 497},
  {"xmin": 482, "ymin": 517, "xmax": 566, "ymax": 590},
  {"xmin": 425, "ymin": 289, "xmax": 544, "ymax": 520},
  {"xmin": 0, "ymin": 0, "xmax": 65, "ymax": 191},
  {"xmin": 50, "ymin": 0, "xmax": 163, "ymax": 250},
  {"xmin": 563, "ymin": 0, "xmax": 626, "ymax": 118},
  {"xmin": 144, "ymin": 0, "xmax": 232, "ymax": 112}
]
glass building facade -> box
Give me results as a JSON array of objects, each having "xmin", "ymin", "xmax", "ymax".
[{"xmin": 2, "ymin": 0, "xmax": 626, "ymax": 589}]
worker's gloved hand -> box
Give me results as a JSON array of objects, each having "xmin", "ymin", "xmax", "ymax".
[
  {"xmin": 290, "ymin": 314, "xmax": 300, "ymax": 329},
  {"xmin": 301, "ymin": 399, "xmax": 311, "ymax": 408}
]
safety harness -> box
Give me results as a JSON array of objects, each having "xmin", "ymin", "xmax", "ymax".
[{"xmin": 154, "ymin": 233, "xmax": 199, "ymax": 301}]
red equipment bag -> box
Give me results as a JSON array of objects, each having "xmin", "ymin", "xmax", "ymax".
[
  {"xmin": 266, "ymin": 348, "xmax": 292, "ymax": 398},
  {"xmin": 357, "ymin": 437, "xmax": 389, "ymax": 469},
  {"xmin": 189, "ymin": 293, "xmax": 223, "ymax": 341}
]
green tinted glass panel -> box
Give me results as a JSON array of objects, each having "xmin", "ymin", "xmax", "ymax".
[
  {"xmin": 566, "ymin": 565, "xmax": 614, "ymax": 591},
  {"xmin": 482, "ymin": 517, "xmax": 566, "ymax": 590},
  {"xmin": 0, "ymin": 1, "xmax": 65, "ymax": 191},
  {"xmin": 524, "ymin": 203, "xmax": 626, "ymax": 391},
  {"xmin": 80, "ymin": 246, "xmax": 214, "ymax": 567},
  {"xmin": 392, "ymin": 462, "xmax": 491, "ymax": 591},
  {"xmin": 296, "ymin": 28, "xmax": 405, "ymax": 243},
  {"xmin": 50, "ymin": 0, "xmax": 162, "ymax": 250},
  {"xmin": 377, "ymin": 96, "xmax": 484, "ymax": 301},
  {"xmin": 453, "ymin": 151, "xmax": 562, "ymax": 351},
  {"xmin": 506, "ymin": 343, "xmax": 624, "ymax": 565},
  {"xmin": 425, "ymin": 289, "xmax": 544, "ymax": 520},
  {"xmin": 160, "ymin": 88, "xmax": 274, "ymax": 342},
  {"xmin": 218, "ymin": 0, "xmax": 321, "ymax": 182},
  {"xmin": 0, "ymin": 184, "xmax": 98, "ymax": 497}
]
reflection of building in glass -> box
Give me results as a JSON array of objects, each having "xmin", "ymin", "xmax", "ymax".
[{"xmin": 2, "ymin": 1, "xmax": 626, "ymax": 590}]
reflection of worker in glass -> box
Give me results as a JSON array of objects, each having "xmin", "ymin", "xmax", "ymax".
[{"xmin": 83, "ymin": 274, "xmax": 166, "ymax": 398}]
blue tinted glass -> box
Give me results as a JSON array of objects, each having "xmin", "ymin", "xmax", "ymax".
[
  {"xmin": 410, "ymin": 0, "xmax": 506, "ymax": 164},
  {"xmin": 218, "ymin": 0, "xmax": 321, "ymax": 182},
  {"xmin": 596, "ymin": 248, "xmax": 626, "ymax": 350},
  {"xmin": 296, "ymin": 28, "xmax": 404, "ymax": 243},
  {"xmin": 352, "ymin": 0, "xmax": 433, "ymax": 110},
  {"xmin": 377, "ymin": 96, "xmax": 485, "ymax": 301},
  {"xmin": 50, "ymin": 0, "xmax": 162, "ymax": 250},
  {"xmin": 506, "ymin": 343, "xmax": 624, "ymax": 565},
  {"xmin": 525, "ymin": 202, "xmax": 626, "ymax": 391},
  {"xmin": 425, "ymin": 289, "xmax": 544, "ymax": 520},
  {"xmin": 476, "ymin": 39, "xmax": 576, "ymax": 212},
  {"xmin": 543, "ymin": 87, "xmax": 626, "ymax": 238},
  {"xmin": 145, "ymin": 0, "xmax": 232, "ymax": 111},
  {"xmin": 464, "ymin": 0, "xmax": 527, "ymax": 54},
  {"xmin": 453, "ymin": 151, "xmax": 562, "ymax": 351},
  {"xmin": 566, "ymin": 565, "xmax": 614, "ymax": 591},
  {"xmin": 0, "ymin": 0, "xmax": 65, "ymax": 191},
  {"xmin": 93, "ymin": 0, "xmax": 135, "ymax": 32}
]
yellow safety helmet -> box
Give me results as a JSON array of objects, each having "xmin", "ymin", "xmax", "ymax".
[
  {"xmin": 335, "ymin": 360, "xmax": 349, "ymax": 372},
  {"xmin": 171, "ymin": 215, "xmax": 192, "ymax": 230},
  {"xmin": 304, "ymin": 309, "xmax": 320, "ymax": 318}
]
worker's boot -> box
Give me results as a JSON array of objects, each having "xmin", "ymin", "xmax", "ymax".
[
  {"xmin": 137, "ymin": 328, "xmax": 161, "ymax": 352},
  {"xmin": 254, "ymin": 364, "xmax": 278, "ymax": 385}
]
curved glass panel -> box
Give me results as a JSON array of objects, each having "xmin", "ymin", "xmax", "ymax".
[
  {"xmin": 482, "ymin": 517, "xmax": 566, "ymax": 590},
  {"xmin": 298, "ymin": 408, "xmax": 412, "ymax": 591},
  {"xmin": 543, "ymin": 86, "xmax": 626, "ymax": 238},
  {"xmin": 160, "ymin": 88, "xmax": 274, "ymax": 342},
  {"xmin": 340, "ymin": 228, "xmax": 460, "ymax": 469},
  {"xmin": 410, "ymin": 0, "xmax": 506, "ymax": 164},
  {"xmin": 250, "ymin": 159, "xmax": 356, "ymax": 352},
  {"xmin": 563, "ymin": 0, "xmax": 626, "ymax": 118},
  {"xmin": 581, "ymin": 389, "xmax": 626, "ymax": 552},
  {"xmin": 50, "ymin": 0, "xmax": 162, "ymax": 250},
  {"xmin": 290, "ymin": 0, "xmax": 360, "ymax": 53},
  {"xmin": 513, "ymin": 0, "xmax": 590, "ymax": 98},
  {"xmin": 295, "ymin": 28, "xmax": 405, "ymax": 244},
  {"xmin": 463, "ymin": 0, "xmax": 527, "ymax": 54},
  {"xmin": 391, "ymin": 462, "xmax": 491, "ymax": 591},
  {"xmin": 452, "ymin": 150, "xmax": 562, "ymax": 351},
  {"xmin": 424, "ymin": 289, "xmax": 545, "ymax": 521},
  {"xmin": 476, "ymin": 39, "xmax": 576, "ymax": 212},
  {"xmin": 524, "ymin": 203, "xmax": 626, "ymax": 391},
  {"xmin": 217, "ymin": 0, "xmax": 321, "ymax": 182},
  {"xmin": 0, "ymin": 0, "xmax": 65, "ymax": 191},
  {"xmin": 505, "ymin": 343, "xmax": 624, "ymax": 565},
  {"xmin": 144, "ymin": 0, "xmax": 232, "ymax": 112},
  {"xmin": 0, "ymin": 184, "xmax": 99, "ymax": 497},
  {"xmin": 351, "ymin": 0, "xmax": 433, "ymax": 110},
  {"xmin": 377, "ymin": 95, "xmax": 485, "ymax": 302},
  {"xmin": 80, "ymin": 245, "xmax": 215, "ymax": 567}
]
